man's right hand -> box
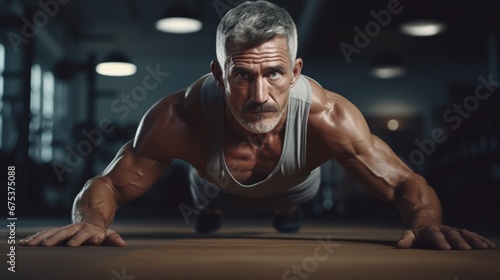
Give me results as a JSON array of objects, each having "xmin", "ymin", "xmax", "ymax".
[{"xmin": 19, "ymin": 223, "xmax": 125, "ymax": 247}]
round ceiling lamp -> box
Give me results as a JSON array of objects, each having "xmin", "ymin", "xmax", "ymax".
[
  {"xmin": 400, "ymin": 20, "xmax": 446, "ymax": 37},
  {"xmin": 370, "ymin": 66, "xmax": 406, "ymax": 79},
  {"xmin": 387, "ymin": 119, "xmax": 400, "ymax": 131},
  {"xmin": 95, "ymin": 51, "xmax": 137, "ymax": 77},
  {"xmin": 155, "ymin": 5, "xmax": 202, "ymax": 34},
  {"xmin": 370, "ymin": 53, "xmax": 406, "ymax": 79}
]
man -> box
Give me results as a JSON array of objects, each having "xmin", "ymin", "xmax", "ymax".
[{"xmin": 21, "ymin": 1, "xmax": 495, "ymax": 250}]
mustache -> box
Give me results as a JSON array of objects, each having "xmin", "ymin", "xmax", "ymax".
[{"xmin": 244, "ymin": 102, "xmax": 279, "ymax": 113}]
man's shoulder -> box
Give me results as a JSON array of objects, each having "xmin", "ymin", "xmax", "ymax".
[
  {"xmin": 306, "ymin": 77, "xmax": 342, "ymax": 115},
  {"xmin": 148, "ymin": 74, "xmax": 209, "ymax": 121},
  {"xmin": 306, "ymin": 77, "xmax": 369, "ymax": 143},
  {"xmin": 306, "ymin": 77, "xmax": 357, "ymax": 117},
  {"xmin": 183, "ymin": 73, "xmax": 211, "ymax": 114},
  {"xmin": 134, "ymin": 75, "xmax": 210, "ymax": 165}
]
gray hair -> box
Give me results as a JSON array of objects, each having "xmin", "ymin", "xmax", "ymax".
[{"xmin": 216, "ymin": 1, "xmax": 298, "ymax": 69}]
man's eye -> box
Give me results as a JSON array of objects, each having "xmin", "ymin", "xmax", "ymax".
[
  {"xmin": 237, "ymin": 72, "xmax": 248, "ymax": 79},
  {"xmin": 269, "ymin": 71, "xmax": 281, "ymax": 79}
]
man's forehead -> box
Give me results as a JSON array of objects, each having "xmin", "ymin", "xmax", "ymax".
[{"xmin": 226, "ymin": 37, "xmax": 289, "ymax": 57}]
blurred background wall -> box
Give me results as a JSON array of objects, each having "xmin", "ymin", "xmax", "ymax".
[{"xmin": 0, "ymin": 0, "xmax": 499, "ymax": 227}]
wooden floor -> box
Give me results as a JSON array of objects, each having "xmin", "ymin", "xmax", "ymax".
[{"xmin": 2, "ymin": 218, "xmax": 499, "ymax": 280}]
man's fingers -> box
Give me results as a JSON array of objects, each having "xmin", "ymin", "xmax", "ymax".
[
  {"xmin": 19, "ymin": 224, "xmax": 125, "ymax": 247},
  {"xmin": 439, "ymin": 228, "xmax": 496, "ymax": 250},
  {"xmin": 421, "ymin": 227, "xmax": 452, "ymax": 250},
  {"xmin": 66, "ymin": 225, "xmax": 118, "ymax": 247},
  {"xmin": 41, "ymin": 224, "xmax": 86, "ymax": 247},
  {"xmin": 104, "ymin": 229, "xmax": 126, "ymax": 247},
  {"xmin": 442, "ymin": 229, "xmax": 471, "ymax": 250},
  {"xmin": 20, "ymin": 230, "xmax": 48, "ymax": 246},
  {"xmin": 412, "ymin": 226, "xmax": 497, "ymax": 250},
  {"xmin": 461, "ymin": 230, "xmax": 496, "ymax": 249},
  {"xmin": 481, "ymin": 237, "xmax": 497, "ymax": 248},
  {"xmin": 65, "ymin": 229, "xmax": 93, "ymax": 247},
  {"xmin": 396, "ymin": 230, "xmax": 415, "ymax": 249},
  {"xmin": 68, "ymin": 228, "xmax": 125, "ymax": 247},
  {"xmin": 20, "ymin": 228, "xmax": 61, "ymax": 246}
]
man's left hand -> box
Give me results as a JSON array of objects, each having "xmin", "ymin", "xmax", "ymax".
[{"xmin": 396, "ymin": 225, "xmax": 497, "ymax": 250}]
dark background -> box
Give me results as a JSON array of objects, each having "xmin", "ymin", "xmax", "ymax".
[{"xmin": 0, "ymin": 0, "xmax": 499, "ymax": 231}]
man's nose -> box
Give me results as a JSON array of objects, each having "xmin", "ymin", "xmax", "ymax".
[{"xmin": 250, "ymin": 77, "xmax": 269, "ymax": 104}]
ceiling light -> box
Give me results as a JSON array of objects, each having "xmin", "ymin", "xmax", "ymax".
[
  {"xmin": 96, "ymin": 52, "xmax": 136, "ymax": 77},
  {"xmin": 387, "ymin": 119, "xmax": 400, "ymax": 131},
  {"xmin": 156, "ymin": 5, "xmax": 202, "ymax": 34},
  {"xmin": 370, "ymin": 53, "xmax": 406, "ymax": 79},
  {"xmin": 400, "ymin": 20, "xmax": 446, "ymax": 37},
  {"xmin": 371, "ymin": 66, "xmax": 406, "ymax": 79},
  {"xmin": 369, "ymin": 101, "xmax": 417, "ymax": 116}
]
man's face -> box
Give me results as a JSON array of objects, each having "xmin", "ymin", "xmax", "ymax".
[{"xmin": 217, "ymin": 36, "xmax": 302, "ymax": 134}]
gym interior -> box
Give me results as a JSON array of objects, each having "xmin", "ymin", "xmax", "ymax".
[{"xmin": 1, "ymin": 0, "xmax": 499, "ymax": 279}]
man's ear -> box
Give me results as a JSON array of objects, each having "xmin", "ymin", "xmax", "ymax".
[
  {"xmin": 210, "ymin": 60, "xmax": 225, "ymax": 92},
  {"xmin": 290, "ymin": 58, "xmax": 303, "ymax": 87}
]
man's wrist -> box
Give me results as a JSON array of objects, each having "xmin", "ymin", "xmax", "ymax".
[
  {"xmin": 409, "ymin": 209, "xmax": 442, "ymax": 230},
  {"xmin": 72, "ymin": 210, "xmax": 108, "ymax": 229}
]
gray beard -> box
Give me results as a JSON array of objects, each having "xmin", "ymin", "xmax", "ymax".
[
  {"xmin": 239, "ymin": 109, "xmax": 284, "ymax": 134},
  {"xmin": 227, "ymin": 101, "xmax": 285, "ymax": 134}
]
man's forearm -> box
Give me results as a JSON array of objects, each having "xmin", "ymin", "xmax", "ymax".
[
  {"xmin": 71, "ymin": 177, "xmax": 118, "ymax": 229},
  {"xmin": 393, "ymin": 175, "xmax": 443, "ymax": 230}
]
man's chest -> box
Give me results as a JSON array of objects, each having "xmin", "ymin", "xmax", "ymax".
[{"xmin": 223, "ymin": 134, "xmax": 284, "ymax": 185}]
